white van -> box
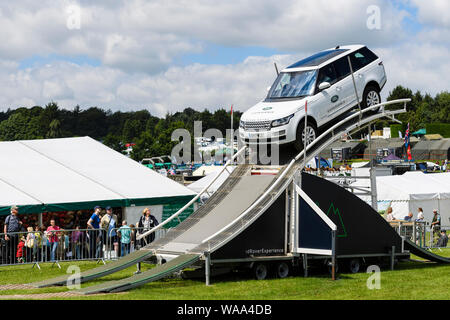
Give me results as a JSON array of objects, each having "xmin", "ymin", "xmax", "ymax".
[{"xmin": 239, "ymin": 45, "xmax": 387, "ymax": 150}]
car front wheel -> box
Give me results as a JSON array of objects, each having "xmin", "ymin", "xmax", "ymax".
[{"xmin": 294, "ymin": 120, "xmax": 317, "ymax": 152}]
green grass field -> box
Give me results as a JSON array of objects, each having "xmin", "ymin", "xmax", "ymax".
[{"xmin": 1, "ymin": 249, "xmax": 450, "ymax": 300}]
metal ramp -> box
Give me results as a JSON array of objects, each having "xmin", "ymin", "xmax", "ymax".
[
  {"xmin": 31, "ymin": 249, "xmax": 154, "ymax": 288},
  {"xmin": 76, "ymin": 254, "xmax": 200, "ymax": 294},
  {"xmin": 29, "ymin": 99, "xmax": 411, "ymax": 293}
]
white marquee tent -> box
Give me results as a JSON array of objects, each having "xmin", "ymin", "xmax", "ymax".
[
  {"xmin": 0, "ymin": 137, "xmax": 196, "ymax": 222},
  {"xmin": 375, "ymin": 171, "xmax": 450, "ymax": 226}
]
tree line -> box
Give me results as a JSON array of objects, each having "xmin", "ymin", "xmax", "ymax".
[
  {"xmin": 0, "ymin": 85, "xmax": 448, "ymax": 161},
  {"xmin": 0, "ymin": 102, "xmax": 242, "ymax": 161}
]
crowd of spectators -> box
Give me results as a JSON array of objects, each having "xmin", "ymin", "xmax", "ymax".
[{"xmin": 1, "ymin": 205, "xmax": 159, "ymax": 265}]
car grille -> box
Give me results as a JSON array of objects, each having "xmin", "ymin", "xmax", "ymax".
[{"xmin": 242, "ymin": 120, "xmax": 271, "ymax": 131}]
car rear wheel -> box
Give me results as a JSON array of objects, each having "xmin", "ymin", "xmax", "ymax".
[
  {"xmin": 362, "ymin": 85, "xmax": 381, "ymax": 112},
  {"xmin": 294, "ymin": 120, "xmax": 317, "ymax": 152}
]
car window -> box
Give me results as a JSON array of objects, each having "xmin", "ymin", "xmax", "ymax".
[
  {"xmin": 333, "ymin": 57, "xmax": 351, "ymax": 81},
  {"xmin": 317, "ymin": 64, "xmax": 337, "ymax": 89},
  {"xmin": 349, "ymin": 47, "xmax": 378, "ymax": 71},
  {"xmin": 267, "ymin": 70, "xmax": 318, "ymax": 99}
]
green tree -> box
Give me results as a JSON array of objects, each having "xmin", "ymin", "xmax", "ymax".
[
  {"xmin": 0, "ymin": 111, "xmax": 43, "ymax": 140},
  {"xmin": 47, "ymin": 119, "xmax": 62, "ymax": 138}
]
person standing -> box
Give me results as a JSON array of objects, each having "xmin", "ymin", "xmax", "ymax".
[
  {"xmin": 71, "ymin": 226, "xmax": 84, "ymax": 260},
  {"xmin": 416, "ymin": 208, "xmax": 425, "ymax": 221},
  {"xmin": 46, "ymin": 219, "xmax": 61, "ymax": 262},
  {"xmin": 129, "ymin": 224, "xmax": 137, "ymax": 253},
  {"xmin": 385, "ymin": 207, "xmax": 395, "ymax": 222},
  {"xmin": 137, "ymin": 208, "xmax": 159, "ymax": 247},
  {"xmin": 4, "ymin": 205, "xmax": 23, "ymax": 264},
  {"xmin": 118, "ymin": 220, "xmax": 132, "ymax": 257},
  {"xmin": 87, "ymin": 206, "xmax": 101, "ymax": 259},
  {"xmin": 25, "ymin": 227, "xmax": 36, "ymax": 263},
  {"xmin": 100, "ymin": 206, "xmax": 119, "ymax": 259},
  {"xmin": 431, "ymin": 209, "xmax": 441, "ymax": 243},
  {"xmin": 34, "ymin": 225, "xmax": 43, "ymax": 262}
]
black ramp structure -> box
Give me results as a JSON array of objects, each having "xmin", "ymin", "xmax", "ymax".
[
  {"xmin": 301, "ymin": 172, "xmax": 403, "ymax": 256},
  {"xmin": 211, "ymin": 195, "xmax": 287, "ymax": 260}
]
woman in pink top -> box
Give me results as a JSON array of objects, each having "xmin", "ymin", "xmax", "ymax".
[{"xmin": 46, "ymin": 219, "xmax": 61, "ymax": 261}]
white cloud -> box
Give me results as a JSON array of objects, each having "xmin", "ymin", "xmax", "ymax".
[
  {"xmin": 0, "ymin": 0, "xmax": 408, "ymax": 74},
  {"xmin": 411, "ymin": 0, "xmax": 450, "ymax": 28},
  {"xmin": 377, "ymin": 43, "xmax": 450, "ymax": 98},
  {"xmin": 0, "ymin": 55, "xmax": 297, "ymax": 115},
  {"xmin": 0, "ymin": 1, "xmax": 448, "ymax": 116}
]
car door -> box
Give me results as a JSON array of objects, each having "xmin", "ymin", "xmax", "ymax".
[
  {"xmin": 313, "ymin": 63, "xmax": 339, "ymax": 125},
  {"xmin": 349, "ymin": 47, "xmax": 378, "ymax": 103},
  {"xmin": 332, "ymin": 56, "xmax": 354, "ymax": 113}
]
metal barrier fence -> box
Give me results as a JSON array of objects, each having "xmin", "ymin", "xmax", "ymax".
[
  {"xmin": 0, "ymin": 226, "xmax": 169, "ymax": 268},
  {"xmin": 389, "ymin": 221, "xmax": 427, "ymax": 247},
  {"xmin": 389, "ymin": 221, "xmax": 450, "ymax": 249},
  {"xmin": 103, "ymin": 227, "xmax": 168, "ymax": 260}
]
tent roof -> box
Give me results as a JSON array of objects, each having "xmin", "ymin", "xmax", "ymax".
[
  {"xmin": 192, "ymin": 165, "xmax": 223, "ymax": 177},
  {"xmin": 382, "ymin": 153, "xmax": 401, "ymax": 161},
  {"xmin": 425, "ymin": 134, "xmax": 444, "ymax": 140},
  {"xmin": 412, "ymin": 128, "xmax": 426, "ymax": 135},
  {"xmin": 376, "ymin": 171, "xmax": 450, "ymax": 202},
  {"xmin": 411, "ymin": 139, "xmax": 450, "ymax": 160},
  {"xmin": 0, "ymin": 137, "xmax": 195, "ymax": 215}
]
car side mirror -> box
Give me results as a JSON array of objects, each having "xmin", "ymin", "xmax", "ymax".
[{"xmin": 319, "ymin": 82, "xmax": 331, "ymax": 91}]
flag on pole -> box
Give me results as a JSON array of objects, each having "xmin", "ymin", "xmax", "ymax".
[{"xmin": 405, "ymin": 123, "xmax": 412, "ymax": 160}]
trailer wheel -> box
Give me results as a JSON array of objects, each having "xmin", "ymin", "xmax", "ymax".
[
  {"xmin": 253, "ymin": 263, "xmax": 268, "ymax": 280},
  {"xmin": 348, "ymin": 259, "xmax": 361, "ymax": 274},
  {"xmin": 276, "ymin": 262, "xmax": 290, "ymax": 278}
]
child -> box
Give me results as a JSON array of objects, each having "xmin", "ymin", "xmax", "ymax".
[{"xmin": 16, "ymin": 236, "xmax": 26, "ymax": 263}]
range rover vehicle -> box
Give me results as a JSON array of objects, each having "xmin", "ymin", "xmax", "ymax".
[{"xmin": 239, "ymin": 45, "xmax": 387, "ymax": 151}]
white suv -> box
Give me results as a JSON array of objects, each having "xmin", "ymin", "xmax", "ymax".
[{"xmin": 239, "ymin": 45, "xmax": 387, "ymax": 150}]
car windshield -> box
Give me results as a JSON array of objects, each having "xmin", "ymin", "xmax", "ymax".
[{"xmin": 267, "ymin": 70, "xmax": 317, "ymax": 99}]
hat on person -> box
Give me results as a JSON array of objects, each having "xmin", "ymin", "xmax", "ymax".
[
  {"xmin": 94, "ymin": 205, "xmax": 101, "ymax": 210},
  {"xmin": 105, "ymin": 206, "xmax": 112, "ymax": 211},
  {"xmin": 433, "ymin": 209, "xmax": 438, "ymax": 213},
  {"xmin": 10, "ymin": 205, "xmax": 18, "ymax": 211}
]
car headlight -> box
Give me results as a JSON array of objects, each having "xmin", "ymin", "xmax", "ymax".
[{"xmin": 271, "ymin": 114, "xmax": 294, "ymax": 128}]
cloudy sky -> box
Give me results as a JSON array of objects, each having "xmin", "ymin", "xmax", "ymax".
[{"xmin": 0, "ymin": 0, "xmax": 449, "ymax": 116}]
